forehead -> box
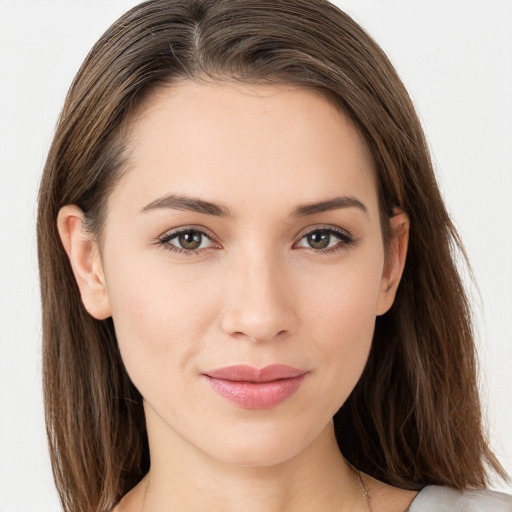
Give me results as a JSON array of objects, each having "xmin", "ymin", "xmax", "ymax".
[{"xmin": 111, "ymin": 81, "xmax": 378, "ymax": 220}]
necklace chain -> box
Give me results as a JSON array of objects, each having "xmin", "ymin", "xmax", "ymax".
[
  {"xmin": 141, "ymin": 474, "xmax": 149, "ymax": 512},
  {"xmin": 141, "ymin": 470, "xmax": 371, "ymax": 511},
  {"xmin": 356, "ymin": 470, "xmax": 372, "ymax": 512}
]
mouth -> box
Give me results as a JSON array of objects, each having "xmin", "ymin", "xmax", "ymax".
[{"xmin": 202, "ymin": 364, "xmax": 308, "ymax": 409}]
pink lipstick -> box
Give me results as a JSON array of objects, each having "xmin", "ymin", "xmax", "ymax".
[{"xmin": 202, "ymin": 364, "xmax": 308, "ymax": 409}]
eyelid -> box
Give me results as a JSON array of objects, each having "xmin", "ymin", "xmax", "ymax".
[
  {"xmin": 157, "ymin": 224, "xmax": 219, "ymax": 243},
  {"xmin": 294, "ymin": 223, "xmax": 352, "ymax": 242}
]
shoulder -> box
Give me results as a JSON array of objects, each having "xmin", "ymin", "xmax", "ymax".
[{"xmin": 407, "ymin": 485, "xmax": 512, "ymax": 512}]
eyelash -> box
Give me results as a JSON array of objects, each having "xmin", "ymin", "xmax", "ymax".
[{"xmin": 156, "ymin": 225, "xmax": 356, "ymax": 256}]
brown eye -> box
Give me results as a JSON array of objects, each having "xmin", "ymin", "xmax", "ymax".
[
  {"xmin": 158, "ymin": 228, "xmax": 216, "ymax": 255},
  {"xmin": 177, "ymin": 230, "xmax": 203, "ymax": 250},
  {"xmin": 296, "ymin": 227, "xmax": 355, "ymax": 253},
  {"xmin": 306, "ymin": 230, "xmax": 331, "ymax": 249}
]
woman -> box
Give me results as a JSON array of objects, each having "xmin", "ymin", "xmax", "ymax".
[{"xmin": 37, "ymin": 1, "xmax": 511, "ymax": 511}]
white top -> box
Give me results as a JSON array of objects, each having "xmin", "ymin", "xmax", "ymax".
[{"xmin": 407, "ymin": 486, "xmax": 512, "ymax": 511}]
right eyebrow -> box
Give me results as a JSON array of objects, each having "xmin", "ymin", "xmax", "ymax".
[{"xmin": 140, "ymin": 194, "xmax": 233, "ymax": 218}]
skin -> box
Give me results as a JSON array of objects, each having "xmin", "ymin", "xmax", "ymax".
[{"xmin": 58, "ymin": 82, "xmax": 415, "ymax": 512}]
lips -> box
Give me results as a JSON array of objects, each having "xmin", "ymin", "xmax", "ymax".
[{"xmin": 202, "ymin": 364, "xmax": 308, "ymax": 409}]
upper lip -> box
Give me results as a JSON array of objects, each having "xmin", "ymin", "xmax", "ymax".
[{"xmin": 204, "ymin": 364, "xmax": 307, "ymax": 383}]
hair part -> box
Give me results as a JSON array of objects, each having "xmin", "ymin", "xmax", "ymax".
[{"xmin": 37, "ymin": 1, "xmax": 506, "ymax": 511}]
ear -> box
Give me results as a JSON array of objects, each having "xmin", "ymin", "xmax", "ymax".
[
  {"xmin": 376, "ymin": 210, "xmax": 410, "ymax": 316},
  {"xmin": 57, "ymin": 205, "xmax": 112, "ymax": 320}
]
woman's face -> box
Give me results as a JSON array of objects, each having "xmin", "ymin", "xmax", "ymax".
[{"xmin": 78, "ymin": 82, "xmax": 405, "ymax": 466}]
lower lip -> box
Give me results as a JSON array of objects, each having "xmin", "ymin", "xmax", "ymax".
[{"xmin": 203, "ymin": 374, "xmax": 306, "ymax": 409}]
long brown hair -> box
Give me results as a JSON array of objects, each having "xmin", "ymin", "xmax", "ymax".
[{"xmin": 37, "ymin": 1, "xmax": 507, "ymax": 511}]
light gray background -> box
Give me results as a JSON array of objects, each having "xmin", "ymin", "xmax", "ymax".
[{"xmin": 0, "ymin": 1, "xmax": 511, "ymax": 510}]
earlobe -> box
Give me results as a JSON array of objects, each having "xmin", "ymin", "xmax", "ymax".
[
  {"xmin": 57, "ymin": 205, "xmax": 112, "ymax": 320},
  {"xmin": 376, "ymin": 210, "xmax": 410, "ymax": 316}
]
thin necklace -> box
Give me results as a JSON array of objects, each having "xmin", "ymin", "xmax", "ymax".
[
  {"xmin": 356, "ymin": 470, "xmax": 372, "ymax": 512},
  {"xmin": 141, "ymin": 474, "xmax": 149, "ymax": 512},
  {"xmin": 141, "ymin": 471, "xmax": 372, "ymax": 511}
]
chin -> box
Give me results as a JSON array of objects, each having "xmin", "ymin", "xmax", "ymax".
[{"xmin": 197, "ymin": 419, "xmax": 327, "ymax": 469}]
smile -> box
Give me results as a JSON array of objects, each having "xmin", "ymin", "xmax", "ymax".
[{"xmin": 202, "ymin": 364, "xmax": 308, "ymax": 409}]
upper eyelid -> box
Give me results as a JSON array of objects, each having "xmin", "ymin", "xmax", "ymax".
[
  {"xmin": 294, "ymin": 224, "xmax": 352, "ymax": 240},
  {"xmin": 158, "ymin": 225, "xmax": 219, "ymax": 242}
]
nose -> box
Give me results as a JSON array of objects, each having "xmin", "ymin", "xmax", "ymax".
[{"xmin": 219, "ymin": 248, "xmax": 297, "ymax": 343}]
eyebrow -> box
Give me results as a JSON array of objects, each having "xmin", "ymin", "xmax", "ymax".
[{"xmin": 140, "ymin": 193, "xmax": 367, "ymax": 218}]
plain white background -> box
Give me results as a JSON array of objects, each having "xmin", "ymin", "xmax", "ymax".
[{"xmin": 0, "ymin": 1, "xmax": 511, "ymax": 510}]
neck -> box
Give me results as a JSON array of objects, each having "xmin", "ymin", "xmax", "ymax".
[{"xmin": 140, "ymin": 406, "xmax": 367, "ymax": 512}]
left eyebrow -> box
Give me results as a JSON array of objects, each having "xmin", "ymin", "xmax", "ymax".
[
  {"xmin": 140, "ymin": 193, "xmax": 367, "ymax": 218},
  {"xmin": 291, "ymin": 196, "xmax": 367, "ymax": 217}
]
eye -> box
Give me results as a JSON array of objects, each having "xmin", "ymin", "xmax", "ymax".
[
  {"xmin": 157, "ymin": 225, "xmax": 355, "ymax": 256},
  {"xmin": 295, "ymin": 227, "xmax": 355, "ymax": 253},
  {"xmin": 157, "ymin": 228, "xmax": 218, "ymax": 255}
]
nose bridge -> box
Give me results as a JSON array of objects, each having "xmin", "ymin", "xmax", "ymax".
[{"xmin": 220, "ymin": 242, "xmax": 296, "ymax": 342}]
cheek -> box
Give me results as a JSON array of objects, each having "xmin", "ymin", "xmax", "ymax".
[
  {"xmin": 301, "ymin": 253, "xmax": 383, "ymax": 395},
  {"xmin": 305, "ymin": 253, "xmax": 383, "ymax": 340},
  {"xmin": 104, "ymin": 255, "xmax": 220, "ymax": 397}
]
